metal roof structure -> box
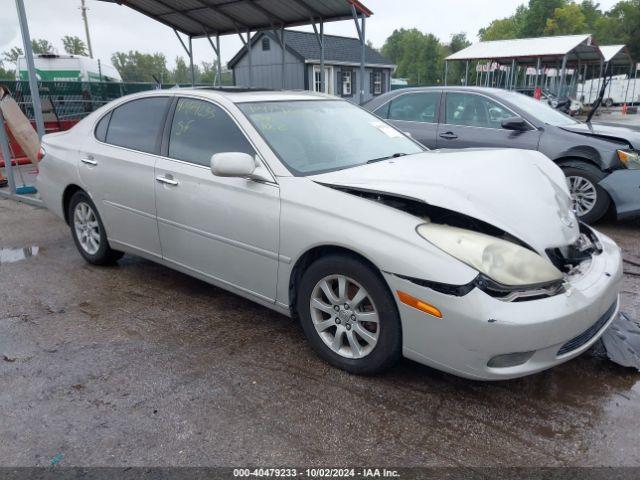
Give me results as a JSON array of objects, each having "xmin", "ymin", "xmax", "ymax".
[
  {"xmin": 600, "ymin": 45, "xmax": 633, "ymax": 65},
  {"xmin": 228, "ymin": 30, "xmax": 394, "ymax": 68},
  {"xmin": 97, "ymin": 0, "xmax": 373, "ymax": 37},
  {"xmin": 446, "ymin": 34, "xmax": 602, "ymax": 64}
]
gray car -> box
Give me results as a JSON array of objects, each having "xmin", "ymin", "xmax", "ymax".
[{"xmin": 364, "ymin": 87, "xmax": 640, "ymax": 223}]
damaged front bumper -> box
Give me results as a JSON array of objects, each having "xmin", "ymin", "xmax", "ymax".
[
  {"xmin": 385, "ymin": 230, "xmax": 623, "ymax": 380},
  {"xmin": 599, "ymin": 169, "xmax": 640, "ymax": 220}
]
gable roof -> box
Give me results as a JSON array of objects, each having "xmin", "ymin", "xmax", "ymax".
[
  {"xmin": 228, "ymin": 30, "xmax": 394, "ymax": 68},
  {"xmin": 446, "ymin": 34, "xmax": 602, "ymax": 63}
]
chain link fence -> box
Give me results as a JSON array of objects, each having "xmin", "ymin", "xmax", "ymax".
[{"xmin": 0, "ymin": 81, "xmax": 216, "ymax": 121}]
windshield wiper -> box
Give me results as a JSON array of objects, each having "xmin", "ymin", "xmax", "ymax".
[{"xmin": 366, "ymin": 153, "xmax": 408, "ymax": 164}]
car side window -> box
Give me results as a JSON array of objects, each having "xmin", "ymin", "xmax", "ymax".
[
  {"xmin": 95, "ymin": 111, "xmax": 111, "ymax": 143},
  {"xmin": 168, "ymin": 98, "xmax": 255, "ymax": 167},
  {"xmin": 445, "ymin": 93, "xmax": 516, "ymax": 129},
  {"xmin": 105, "ymin": 97, "xmax": 170, "ymax": 154},
  {"xmin": 387, "ymin": 92, "xmax": 440, "ymax": 123}
]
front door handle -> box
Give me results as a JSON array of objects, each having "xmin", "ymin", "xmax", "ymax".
[
  {"xmin": 156, "ymin": 175, "xmax": 179, "ymax": 186},
  {"xmin": 81, "ymin": 157, "xmax": 98, "ymax": 166},
  {"xmin": 439, "ymin": 132, "xmax": 458, "ymax": 140}
]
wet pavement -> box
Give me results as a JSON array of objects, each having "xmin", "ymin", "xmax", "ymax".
[{"xmin": 1, "ymin": 197, "xmax": 639, "ymax": 467}]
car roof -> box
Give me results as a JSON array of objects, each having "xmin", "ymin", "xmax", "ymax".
[{"xmin": 129, "ymin": 87, "xmax": 336, "ymax": 104}]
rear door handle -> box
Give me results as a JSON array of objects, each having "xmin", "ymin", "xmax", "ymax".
[
  {"xmin": 81, "ymin": 157, "xmax": 98, "ymax": 166},
  {"xmin": 439, "ymin": 132, "xmax": 458, "ymax": 140},
  {"xmin": 156, "ymin": 175, "xmax": 179, "ymax": 186}
]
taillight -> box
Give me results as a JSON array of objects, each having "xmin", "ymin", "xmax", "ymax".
[{"xmin": 37, "ymin": 146, "xmax": 46, "ymax": 162}]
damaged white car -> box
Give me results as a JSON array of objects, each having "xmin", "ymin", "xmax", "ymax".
[{"xmin": 37, "ymin": 89, "xmax": 623, "ymax": 380}]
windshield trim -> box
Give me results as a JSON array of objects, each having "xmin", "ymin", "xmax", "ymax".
[{"xmin": 238, "ymin": 99, "xmax": 426, "ymax": 177}]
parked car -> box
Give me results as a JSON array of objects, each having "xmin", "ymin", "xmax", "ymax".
[
  {"xmin": 364, "ymin": 87, "xmax": 640, "ymax": 223},
  {"xmin": 38, "ymin": 89, "xmax": 622, "ymax": 380}
]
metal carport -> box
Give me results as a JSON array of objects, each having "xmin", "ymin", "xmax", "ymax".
[{"xmin": 444, "ymin": 34, "xmax": 604, "ymax": 97}]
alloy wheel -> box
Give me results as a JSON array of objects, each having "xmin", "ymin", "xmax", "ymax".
[
  {"xmin": 567, "ymin": 175, "xmax": 597, "ymax": 217},
  {"xmin": 74, "ymin": 201, "xmax": 101, "ymax": 255},
  {"xmin": 309, "ymin": 274, "xmax": 379, "ymax": 359}
]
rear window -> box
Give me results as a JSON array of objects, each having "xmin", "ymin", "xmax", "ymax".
[{"xmin": 105, "ymin": 97, "xmax": 170, "ymax": 154}]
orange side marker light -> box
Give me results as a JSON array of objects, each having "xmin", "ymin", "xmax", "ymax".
[{"xmin": 397, "ymin": 291, "xmax": 442, "ymax": 318}]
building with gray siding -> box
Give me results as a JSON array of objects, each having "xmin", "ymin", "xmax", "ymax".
[{"xmin": 228, "ymin": 30, "xmax": 395, "ymax": 104}]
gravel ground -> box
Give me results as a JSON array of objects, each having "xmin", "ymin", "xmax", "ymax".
[{"xmin": 1, "ymin": 197, "xmax": 639, "ymax": 467}]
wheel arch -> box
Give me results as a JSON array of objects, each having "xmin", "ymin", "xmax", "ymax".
[
  {"xmin": 288, "ymin": 245, "xmax": 386, "ymax": 319},
  {"xmin": 555, "ymin": 153, "xmax": 603, "ymax": 171},
  {"xmin": 62, "ymin": 184, "xmax": 85, "ymax": 225}
]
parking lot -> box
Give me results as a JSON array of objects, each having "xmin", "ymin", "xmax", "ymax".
[{"xmin": 1, "ymin": 197, "xmax": 639, "ymax": 467}]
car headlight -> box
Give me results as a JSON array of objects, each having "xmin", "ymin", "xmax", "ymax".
[
  {"xmin": 617, "ymin": 150, "xmax": 640, "ymax": 169},
  {"xmin": 417, "ymin": 223, "xmax": 563, "ymax": 287}
]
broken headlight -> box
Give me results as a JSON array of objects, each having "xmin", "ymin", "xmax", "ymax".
[
  {"xmin": 617, "ymin": 150, "xmax": 640, "ymax": 169},
  {"xmin": 417, "ymin": 223, "xmax": 563, "ymax": 287}
]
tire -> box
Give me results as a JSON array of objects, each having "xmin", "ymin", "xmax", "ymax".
[
  {"xmin": 603, "ymin": 98, "xmax": 614, "ymax": 108},
  {"xmin": 68, "ymin": 191, "xmax": 124, "ymax": 265},
  {"xmin": 296, "ymin": 254, "xmax": 402, "ymax": 375},
  {"xmin": 560, "ymin": 161, "xmax": 611, "ymax": 224}
]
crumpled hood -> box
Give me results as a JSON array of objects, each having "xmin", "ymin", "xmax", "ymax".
[
  {"xmin": 560, "ymin": 123, "xmax": 640, "ymax": 149},
  {"xmin": 310, "ymin": 149, "xmax": 580, "ymax": 254}
]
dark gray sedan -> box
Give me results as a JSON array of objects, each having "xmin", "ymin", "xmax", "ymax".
[{"xmin": 364, "ymin": 87, "xmax": 640, "ymax": 223}]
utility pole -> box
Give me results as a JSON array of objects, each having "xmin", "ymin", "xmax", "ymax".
[{"xmin": 80, "ymin": 0, "xmax": 94, "ymax": 58}]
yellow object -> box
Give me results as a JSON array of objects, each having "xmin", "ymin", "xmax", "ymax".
[{"xmin": 397, "ymin": 291, "xmax": 442, "ymax": 318}]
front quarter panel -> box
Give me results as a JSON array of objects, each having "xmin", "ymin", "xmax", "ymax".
[{"xmin": 276, "ymin": 177, "xmax": 478, "ymax": 307}]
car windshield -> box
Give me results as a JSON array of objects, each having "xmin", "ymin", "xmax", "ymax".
[
  {"xmin": 238, "ymin": 100, "xmax": 424, "ymax": 176},
  {"xmin": 499, "ymin": 91, "xmax": 580, "ymax": 126}
]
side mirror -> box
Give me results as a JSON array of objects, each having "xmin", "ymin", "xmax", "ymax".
[
  {"xmin": 210, "ymin": 152, "xmax": 272, "ymax": 182},
  {"xmin": 501, "ymin": 117, "xmax": 529, "ymax": 131}
]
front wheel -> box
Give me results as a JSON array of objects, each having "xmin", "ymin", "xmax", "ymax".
[
  {"xmin": 296, "ymin": 255, "xmax": 402, "ymax": 375},
  {"xmin": 561, "ymin": 162, "xmax": 611, "ymax": 224},
  {"xmin": 68, "ymin": 191, "xmax": 124, "ymax": 265}
]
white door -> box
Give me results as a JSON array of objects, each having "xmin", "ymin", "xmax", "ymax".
[
  {"xmin": 313, "ymin": 65, "xmax": 333, "ymax": 94},
  {"xmin": 79, "ymin": 96, "xmax": 171, "ymax": 257},
  {"xmin": 154, "ymin": 97, "xmax": 280, "ymax": 301}
]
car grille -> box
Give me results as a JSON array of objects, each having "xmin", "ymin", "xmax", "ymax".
[{"xmin": 557, "ymin": 301, "xmax": 617, "ymax": 356}]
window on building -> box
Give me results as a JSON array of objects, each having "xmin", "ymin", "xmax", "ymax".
[
  {"xmin": 373, "ymin": 71, "xmax": 383, "ymax": 95},
  {"xmin": 262, "ymin": 37, "xmax": 270, "ymax": 51},
  {"xmin": 313, "ymin": 66, "xmax": 332, "ymax": 94},
  {"xmin": 342, "ymin": 71, "xmax": 352, "ymax": 96},
  {"xmin": 168, "ymin": 98, "xmax": 255, "ymax": 167}
]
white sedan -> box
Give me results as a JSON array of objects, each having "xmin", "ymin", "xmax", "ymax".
[{"xmin": 37, "ymin": 89, "xmax": 622, "ymax": 380}]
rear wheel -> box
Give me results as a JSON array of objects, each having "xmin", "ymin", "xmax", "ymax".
[
  {"xmin": 68, "ymin": 191, "xmax": 123, "ymax": 265},
  {"xmin": 296, "ymin": 254, "xmax": 402, "ymax": 375},
  {"xmin": 561, "ymin": 161, "xmax": 610, "ymax": 223}
]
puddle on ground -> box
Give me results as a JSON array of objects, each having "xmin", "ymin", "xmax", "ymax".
[{"xmin": 0, "ymin": 246, "xmax": 39, "ymax": 264}]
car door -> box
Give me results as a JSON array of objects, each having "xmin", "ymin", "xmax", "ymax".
[
  {"xmin": 79, "ymin": 96, "xmax": 171, "ymax": 257},
  {"xmin": 437, "ymin": 92, "xmax": 540, "ymax": 150},
  {"xmin": 374, "ymin": 91, "xmax": 441, "ymax": 148},
  {"xmin": 154, "ymin": 97, "xmax": 280, "ymax": 301}
]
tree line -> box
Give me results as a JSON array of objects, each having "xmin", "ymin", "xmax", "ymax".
[
  {"xmin": 1, "ymin": 0, "xmax": 638, "ymax": 84},
  {"xmin": 381, "ymin": 0, "xmax": 639, "ymax": 85}
]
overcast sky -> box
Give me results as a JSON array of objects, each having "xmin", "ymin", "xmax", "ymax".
[{"xmin": 0, "ymin": 0, "xmax": 621, "ymax": 69}]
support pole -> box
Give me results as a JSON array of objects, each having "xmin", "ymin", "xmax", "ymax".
[
  {"xmin": 0, "ymin": 108, "xmax": 16, "ymax": 195},
  {"xmin": 188, "ymin": 36, "xmax": 195, "ymax": 86},
  {"xmin": 559, "ymin": 55, "xmax": 568, "ymax": 97},
  {"xmin": 510, "ymin": 59, "xmax": 515, "ymax": 90},
  {"xmin": 534, "ymin": 57, "xmax": 541, "ymax": 89},
  {"xmin": 247, "ymin": 29, "xmax": 252, "ymax": 87},
  {"xmin": 360, "ymin": 15, "xmax": 366, "ymax": 103},
  {"xmin": 320, "ymin": 20, "xmax": 325, "ymax": 93},
  {"xmin": 216, "ymin": 35, "xmax": 222, "ymax": 86},
  {"xmin": 15, "ymin": 0, "xmax": 45, "ymax": 140},
  {"xmin": 80, "ymin": 0, "xmax": 94, "ymax": 59},
  {"xmin": 281, "ymin": 27, "xmax": 285, "ymax": 89},
  {"xmin": 623, "ymin": 63, "xmax": 633, "ymax": 105},
  {"xmin": 632, "ymin": 64, "xmax": 638, "ymax": 107},
  {"xmin": 444, "ymin": 61, "xmax": 448, "ymax": 86},
  {"xmin": 464, "ymin": 61, "xmax": 469, "ymax": 86}
]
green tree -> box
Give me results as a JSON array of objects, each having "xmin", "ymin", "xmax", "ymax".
[
  {"xmin": 544, "ymin": 3, "xmax": 588, "ymax": 34},
  {"xmin": 382, "ymin": 29, "xmax": 449, "ymax": 85},
  {"xmin": 446, "ymin": 33, "xmax": 471, "ymax": 85},
  {"xmin": 604, "ymin": 0, "xmax": 640, "ymax": 60},
  {"xmin": 478, "ymin": 5, "xmax": 528, "ymax": 40},
  {"xmin": 62, "ymin": 35, "xmax": 88, "ymax": 56},
  {"xmin": 31, "ymin": 39, "xmax": 55, "ymax": 54},
  {"xmin": 521, "ymin": 0, "xmax": 567, "ymax": 36},
  {"xmin": 171, "ymin": 56, "xmax": 190, "ymax": 84},
  {"xmin": 111, "ymin": 50, "xmax": 171, "ymax": 82},
  {"xmin": 579, "ymin": 0, "xmax": 603, "ymax": 28},
  {"xmin": 0, "ymin": 60, "xmax": 13, "ymax": 79},
  {"xmin": 2, "ymin": 46, "xmax": 23, "ymax": 65}
]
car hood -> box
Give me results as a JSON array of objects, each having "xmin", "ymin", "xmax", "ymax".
[
  {"xmin": 560, "ymin": 123, "xmax": 640, "ymax": 149},
  {"xmin": 310, "ymin": 149, "xmax": 580, "ymax": 254}
]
